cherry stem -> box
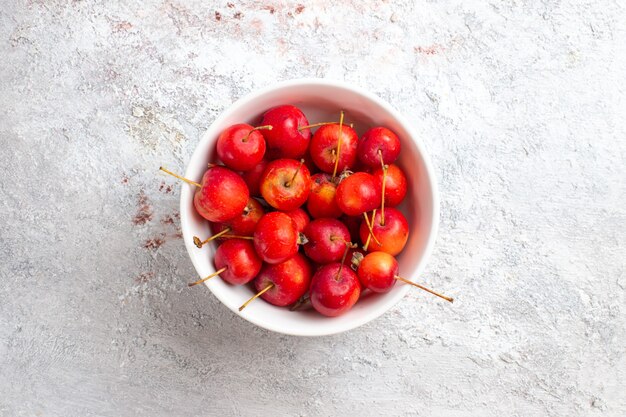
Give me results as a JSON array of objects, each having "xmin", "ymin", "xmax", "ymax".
[
  {"xmin": 290, "ymin": 293, "xmax": 310, "ymax": 311},
  {"xmin": 331, "ymin": 111, "xmax": 345, "ymax": 179},
  {"xmin": 363, "ymin": 230, "xmax": 372, "ymax": 251},
  {"xmin": 285, "ymin": 159, "xmax": 305, "ymax": 187},
  {"xmin": 350, "ymin": 250, "xmax": 364, "ymax": 270},
  {"xmin": 221, "ymin": 235, "xmax": 254, "ymax": 240},
  {"xmin": 378, "ymin": 150, "xmax": 387, "ymax": 226},
  {"xmin": 159, "ymin": 167, "xmax": 201, "ymax": 188},
  {"xmin": 298, "ymin": 121, "xmax": 353, "ymax": 131},
  {"xmin": 395, "ymin": 276, "xmax": 454, "ymax": 303},
  {"xmin": 193, "ymin": 228, "xmax": 231, "ymax": 248},
  {"xmin": 239, "ymin": 283, "xmax": 274, "ymax": 311},
  {"xmin": 337, "ymin": 241, "xmax": 357, "ymax": 280},
  {"xmin": 243, "ymin": 124, "xmax": 272, "ymax": 142},
  {"xmin": 188, "ymin": 266, "xmax": 227, "ymax": 287},
  {"xmin": 362, "ymin": 210, "xmax": 382, "ymax": 249}
]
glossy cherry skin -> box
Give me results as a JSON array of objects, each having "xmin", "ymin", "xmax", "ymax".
[
  {"xmin": 372, "ymin": 163, "xmax": 408, "ymax": 207},
  {"xmin": 260, "ymin": 105, "xmax": 311, "ymax": 159},
  {"xmin": 359, "ymin": 207, "xmax": 409, "ymax": 256},
  {"xmin": 307, "ymin": 173, "xmax": 342, "ymax": 219},
  {"xmin": 222, "ymin": 197, "xmax": 265, "ymax": 235},
  {"xmin": 335, "ymin": 172, "xmax": 381, "ymax": 216},
  {"xmin": 240, "ymin": 159, "xmax": 269, "ymax": 197},
  {"xmin": 216, "ymin": 123, "xmax": 266, "ymax": 171},
  {"xmin": 356, "ymin": 251, "xmax": 398, "ymax": 293},
  {"xmin": 214, "ymin": 239, "xmax": 263, "ymax": 285},
  {"xmin": 357, "ymin": 127, "xmax": 401, "ymax": 168},
  {"xmin": 309, "ymin": 263, "xmax": 361, "ymax": 317},
  {"xmin": 253, "ymin": 212, "xmax": 299, "ymax": 264},
  {"xmin": 303, "ymin": 218, "xmax": 351, "ymax": 264},
  {"xmin": 253, "ymin": 253, "xmax": 312, "ymax": 306},
  {"xmin": 260, "ymin": 159, "xmax": 311, "ymax": 211},
  {"xmin": 285, "ymin": 208, "xmax": 310, "ymax": 234},
  {"xmin": 193, "ymin": 166, "xmax": 249, "ymax": 223},
  {"xmin": 309, "ymin": 124, "xmax": 359, "ymax": 174}
]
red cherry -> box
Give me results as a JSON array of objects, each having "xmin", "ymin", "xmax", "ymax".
[
  {"xmin": 250, "ymin": 253, "xmax": 312, "ymax": 307},
  {"xmin": 357, "ymin": 127, "xmax": 401, "ymax": 168},
  {"xmin": 253, "ymin": 212, "xmax": 299, "ymax": 264},
  {"xmin": 355, "ymin": 251, "xmax": 398, "ymax": 293},
  {"xmin": 193, "ymin": 198, "xmax": 263, "ymax": 248},
  {"xmin": 216, "ymin": 124, "xmax": 267, "ymax": 171},
  {"xmin": 372, "ymin": 163, "xmax": 408, "ymax": 207},
  {"xmin": 309, "ymin": 263, "xmax": 361, "ymax": 317},
  {"xmin": 307, "ymin": 173, "xmax": 342, "ymax": 219},
  {"xmin": 260, "ymin": 105, "xmax": 311, "ymax": 159},
  {"xmin": 359, "ymin": 207, "xmax": 408, "ymax": 256},
  {"xmin": 352, "ymin": 251, "xmax": 454, "ymax": 302},
  {"xmin": 240, "ymin": 159, "xmax": 269, "ymax": 197},
  {"xmin": 336, "ymin": 172, "xmax": 381, "ymax": 216},
  {"xmin": 260, "ymin": 158, "xmax": 311, "ymax": 211},
  {"xmin": 285, "ymin": 208, "xmax": 310, "ymax": 234},
  {"xmin": 309, "ymin": 124, "xmax": 358, "ymax": 174},
  {"xmin": 193, "ymin": 166, "xmax": 249, "ymax": 223},
  {"xmin": 303, "ymin": 218, "xmax": 351, "ymax": 264},
  {"xmin": 223, "ymin": 197, "xmax": 264, "ymax": 235},
  {"xmin": 213, "ymin": 239, "xmax": 263, "ymax": 285},
  {"xmin": 159, "ymin": 166, "xmax": 249, "ymax": 223}
]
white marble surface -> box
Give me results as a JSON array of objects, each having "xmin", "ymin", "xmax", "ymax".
[{"xmin": 1, "ymin": 1, "xmax": 625, "ymax": 416}]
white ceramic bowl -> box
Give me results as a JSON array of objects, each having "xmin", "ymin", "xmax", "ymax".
[{"xmin": 180, "ymin": 79, "xmax": 439, "ymax": 336}]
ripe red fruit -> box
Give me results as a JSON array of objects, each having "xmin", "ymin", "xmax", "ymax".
[
  {"xmin": 214, "ymin": 239, "xmax": 263, "ymax": 285},
  {"xmin": 260, "ymin": 105, "xmax": 311, "ymax": 159},
  {"xmin": 216, "ymin": 123, "xmax": 266, "ymax": 171},
  {"xmin": 253, "ymin": 212, "xmax": 299, "ymax": 264},
  {"xmin": 193, "ymin": 166, "xmax": 249, "ymax": 223},
  {"xmin": 222, "ymin": 197, "xmax": 265, "ymax": 235},
  {"xmin": 355, "ymin": 251, "xmax": 399, "ymax": 293},
  {"xmin": 303, "ymin": 218, "xmax": 351, "ymax": 264},
  {"xmin": 240, "ymin": 159, "xmax": 269, "ymax": 197},
  {"xmin": 309, "ymin": 124, "xmax": 358, "ymax": 174},
  {"xmin": 372, "ymin": 163, "xmax": 408, "ymax": 207},
  {"xmin": 307, "ymin": 173, "xmax": 342, "ymax": 219},
  {"xmin": 357, "ymin": 127, "xmax": 401, "ymax": 168},
  {"xmin": 352, "ymin": 251, "xmax": 454, "ymax": 302},
  {"xmin": 309, "ymin": 263, "xmax": 361, "ymax": 317},
  {"xmin": 335, "ymin": 172, "xmax": 381, "ymax": 216},
  {"xmin": 359, "ymin": 207, "xmax": 409, "ymax": 256},
  {"xmin": 253, "ymin": 253, "xmax": 312, "ymax": 306},
  {"xmin": 260, "ymin": 158, "xmax": 311, "ymax": 211},
  {"xmin": 194, "ymin": 198, "xmax": 264, "ymax": 248},
  {"xmin": 285, "ymin": 208, "xmax": 310, "ymax": 234}
]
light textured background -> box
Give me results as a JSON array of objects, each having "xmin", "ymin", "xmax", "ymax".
[{"xmin": 1, "ymin": 1, "xmax": 625, "ymax": 416}]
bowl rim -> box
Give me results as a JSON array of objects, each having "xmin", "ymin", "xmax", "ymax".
[{"xmin": 180, "ymin": 78, "xmax": 440, "ymax": 336}]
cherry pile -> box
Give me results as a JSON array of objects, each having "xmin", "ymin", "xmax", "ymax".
[{"xmin": 161, "ymin": 105, "xmax": 452, "ymax": 317}]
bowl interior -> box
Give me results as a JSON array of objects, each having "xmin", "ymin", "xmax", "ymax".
[{"xmin": 180, "ymin": 80, "xmax": 438, "ymax": 336}]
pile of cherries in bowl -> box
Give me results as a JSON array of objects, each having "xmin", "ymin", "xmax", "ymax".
[{"xmin": 161, "ymin": 104, "xmax": 452, "ymax": 318}]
